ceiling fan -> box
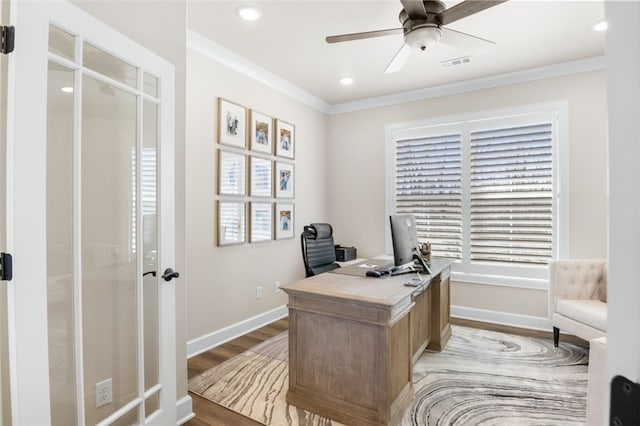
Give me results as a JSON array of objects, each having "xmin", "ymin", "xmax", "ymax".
[{"xmin": 326, "ymin": 0, "xmax": 507, "ymax": 73}]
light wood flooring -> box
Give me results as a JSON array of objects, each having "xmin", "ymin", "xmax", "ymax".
[{"xmin": 185, "ymin": 316, "xmax": 585, "ymax": 426}]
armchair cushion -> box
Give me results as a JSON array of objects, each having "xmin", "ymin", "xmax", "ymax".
[
  {"xmin": 556, "ymin": 299, "xmax": 607, "ymax": 332},
  {"xmin": 599, "ymin": 266, "xmax": 607, "ymax": 303},
  {"xmin": 548, "ymin": 259, "xmax": 607, "ymax": 345}
]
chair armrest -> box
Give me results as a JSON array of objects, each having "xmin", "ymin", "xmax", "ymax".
[{"xmin": 548, "ymin": 259, "xmax": 606, "ymax": 321}]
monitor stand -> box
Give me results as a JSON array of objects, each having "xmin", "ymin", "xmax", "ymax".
[
  {"xmin": 390, "ymin": 252, "xmax": 432, "ymax": 276},
  {"xmin": 413, "ymin": 252, "xmax": 432, "ymax": 275}
]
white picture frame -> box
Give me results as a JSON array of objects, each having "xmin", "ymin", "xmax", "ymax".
[
  {"xmin": 275, "ymin": 203, "xmax": 294, "ymax": 240},
  {"xmin": 218, "ymin": 98, "xmax": 246, "ymax": 148},
  {"xmin": 217, "ymin": 150, "xmax": 246, "ymax": 196},
  {"xmin": 275, "ymin": 119, "xmax": 295, "ymax": 159},
  {"xmin": 275, "ymin": 161, "xmax": 294, "ymax": 198},
  {"xmin": 250, "ymin": 110, "xmax": 273, "ymax": 154},
  {"xmin": 216, "ymin": 201, "xmax": 246, "ymax": 246},
  {"xmin": 250, "ymin": 202, "xmax": 273, "ymax": 243},
  {"xmin": 250, "ymin": 156, "xmax": 272, "ymax": 197}
]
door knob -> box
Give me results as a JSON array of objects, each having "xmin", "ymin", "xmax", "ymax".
[{"xmin": 161, "ymin": 268, "xmax": 180, "ymax": 282}]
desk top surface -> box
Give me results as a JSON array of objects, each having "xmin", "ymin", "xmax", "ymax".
[{"xmin": 282, "ymin": 257, "xmax": 453, "ymax": 308}]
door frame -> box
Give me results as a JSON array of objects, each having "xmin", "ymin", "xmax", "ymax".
[{"xmin": 5, "ymin": 1, "xmax": 176, "ymax": 424}]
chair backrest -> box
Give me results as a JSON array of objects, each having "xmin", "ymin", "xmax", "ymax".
[{"xmin": 301, "ymin": 223, "xmax": 340, "ymax": 277}]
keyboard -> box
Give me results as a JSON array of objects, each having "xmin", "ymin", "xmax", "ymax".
[
  {"xmin": 374, "ymin": 262, "xmax": 429, "ymax": 276},
  {"xmin": 372, "ymin": 263, "xmax": 397, "ymax": 275}
]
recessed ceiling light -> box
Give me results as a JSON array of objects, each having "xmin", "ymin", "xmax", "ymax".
[
  {"xmin": 339, "ymin": 77, "xmax": 354, "ymax": 86},
  {"xmin": 236, "ymin": 6, "xmax": 261, "ymax": 21},
  {"xmin": 593, "ymin": 20, "xmax": 608, "ymax": 32},
  {"xmin": 60, "ymin": 86, "xmax": 74, "ymax": 93}
]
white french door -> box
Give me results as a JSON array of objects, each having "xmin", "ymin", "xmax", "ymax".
[{"xmin": 5, "ymin": 1, "xmax": 176, "ymax": 425}]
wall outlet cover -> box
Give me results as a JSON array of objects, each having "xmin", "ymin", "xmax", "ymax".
[{"xmin": 95, "ymin": 378, "xmax": 113, "ymax": 408}]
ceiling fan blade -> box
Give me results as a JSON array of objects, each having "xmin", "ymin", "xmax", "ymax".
[
  {"xmin": 440, "ymin": 27, "xmax": 495, "ymax": 55},
  {"xmin": 438, "ymin": 0, "xmax": 508, "ymax": 26},
  {"xmin": 384, "ymin": 43, "xmax": 412, "ymax": 74},
  {"xmin": 326, "ymin": 28, "xmax": 403, "ymax": 44},
  {"xmin": 400, "ymin": 0, "xmax": 427, "ymax": 20}
]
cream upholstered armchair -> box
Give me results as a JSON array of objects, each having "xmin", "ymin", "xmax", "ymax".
[{"xmin": 548, "ymin": 259, "xmax": 607, "ymax": 347}]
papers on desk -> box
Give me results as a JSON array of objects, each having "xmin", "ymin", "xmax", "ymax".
[{"xmin": 358, "ymin": 263, "xmax": 378, "ymax": 269}]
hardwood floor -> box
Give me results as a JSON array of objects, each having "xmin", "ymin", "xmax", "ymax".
[
  {"xmin": 186, "ymin": 317, "xmax": 289, "ymax": 426},
  {"xmin": 186, "ymin": 316, "xmax": 582, "ymax": 425}
]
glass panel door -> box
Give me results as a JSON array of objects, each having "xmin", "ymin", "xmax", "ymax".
[
  {"xmin": 0, "ymin": 0, "xmax": 11, "ymax": 423},
  {"xmin": 80, "ymin": 72, "xmax": 139, "ymax": 425},
  {"xmin": 46, "ymin": 59, "xmax": 76, "ymax": 425},
  {"xmin": 7, "ymin": 2, "xmax": 175, "ymax": 424}
]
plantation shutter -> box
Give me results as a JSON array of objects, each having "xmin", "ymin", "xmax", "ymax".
[
  {"xmin": 141, "ymin": 147, "xmax": 157, "ymax": 215},
  {"xmin": 130, "ymin": 147, "xmax": 157, "ymax": 255},
  {"xmin": 469, "ymin": 123, "xmax": 553, "ymax": 265},
  {"xmin": 395, "ymin": 133, "xmax": 463, "ymax": 259}
]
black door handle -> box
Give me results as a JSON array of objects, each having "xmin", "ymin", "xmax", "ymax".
[
  {"xmin": 161, "ymin": 268, "xmax": 180, "ymax": 282},
  {"xmin": 143, "ymin": 271, "xmax": 156, "ymax": 277}
]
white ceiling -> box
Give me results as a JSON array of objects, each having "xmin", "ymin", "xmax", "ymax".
[{"xmin": 187, "ymin": 1, "xmax": 606, "ymax": 106}]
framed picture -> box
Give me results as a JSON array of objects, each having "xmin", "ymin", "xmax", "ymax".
[
  {"xmin": 275, "ymin": 203, "xmax": 294, "ymax": 240},
  {"xmin": 275, "ymin": 119, "xmax": 295, "ymax": 159},
  {"xmin": 250, "ymin": 156, "xmax": 272, "ymax": 197},
  {"xmin": 275, "ymin": 161, "xmax": 294, "ymax": 198},
  {"xmin": 218, "ymin": 98, "xmax": 246, "ymax": 148},
  {"xmin": 250, "ymin": 202, "xmax": 273, "ymax": 243},
  {"xmin": 216, "ymin": 201, "xmax": 246, "ymax": 246},
  {"xmin": 217, "ymin": 150, "xmax": 246, "ymax": 196},
  {"xmin": 250, "ymin": 110, "xmax": 273, "ymax": 154}
]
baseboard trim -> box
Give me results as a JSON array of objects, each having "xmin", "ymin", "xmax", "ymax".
[
  {"xmin": 176, "ymin": 395, "xmax": 194, "ymax": 425},
  {"xmin": 187, "ymin": 305, "xmax": 288, "ymax": 358},
  {"xmin": 451, "ymin": 305, "xmax": 550, "ymax": 332}
]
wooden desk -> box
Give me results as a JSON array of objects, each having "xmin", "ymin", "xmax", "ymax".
[{"xmin": 282, "ymin": 258, "xmax": 453, "ymax": 426}]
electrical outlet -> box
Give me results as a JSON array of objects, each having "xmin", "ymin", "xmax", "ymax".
[
  {"xmin": 275, "ymin": 281, "xmax": 282, "ymax": 294},
  {"xmin": 95, "ymin": 378, "xmax": 112, "ymax": 408},
  {"xmin": 256, "ymin": 286, "xmax": 262, "ymax": 299}
]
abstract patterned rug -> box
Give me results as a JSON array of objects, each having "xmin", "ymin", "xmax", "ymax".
[{"xmin": 188, "ymin": 326, "xmax": 588, "ymax": 425}]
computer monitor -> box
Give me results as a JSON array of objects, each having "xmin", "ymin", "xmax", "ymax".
[{"xmin": 389, "ymin": 214, "xmax": 431, "ymax": 274}]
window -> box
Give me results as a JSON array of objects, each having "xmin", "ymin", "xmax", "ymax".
[
  {"xmin": 387, "ymin": 106, "xmax": 567, "ymax": 287},
  {"xmin": 469, "ymin": 123, "xmax": 553, "ymax": 265},
  {"xmin": 395, "ymin": 132, "xmax": 463, "ymax": 259}
]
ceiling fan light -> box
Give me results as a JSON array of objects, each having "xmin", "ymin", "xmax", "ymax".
[{"xmin": 406, "ymin": 26, "xmax": 442, "ymax": 51}]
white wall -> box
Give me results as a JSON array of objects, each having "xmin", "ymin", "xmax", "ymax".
[
  {"xmin": 327, "ymin": 71, "xmax": 608, "ymax": 321},
  {"xmin": 185, "ymin": 49, "xmax": 329, "ymax": 342},
  {"xmin": 606, "ymin": 1, "xmax": 640, "ymax": 422}
]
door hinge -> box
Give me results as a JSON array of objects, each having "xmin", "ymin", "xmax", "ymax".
[
  {"xmin": 1, "ymin": 25, "xmax": 15, "ymax": 54},
  {"xmin": 0, "ymin": 253, "xmax": 12, "ymax": 281},
  {"xmin": 611, "ymin": 375, "xmax": 640, "ymax": 425}
]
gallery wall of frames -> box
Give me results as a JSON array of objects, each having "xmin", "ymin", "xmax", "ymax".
[{"xmin": 216, "ymin": 98, "xmax": 296, "ymax": 246}]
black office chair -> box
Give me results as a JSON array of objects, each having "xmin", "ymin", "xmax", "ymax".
[{"xmin": 301, "ymin": 223, "xmax": 340, "ymax": 277}]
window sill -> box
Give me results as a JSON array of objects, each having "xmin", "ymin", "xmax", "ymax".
[{"xmin": 450, "ymin": 271, "xmax": 548, "ymax": 290}]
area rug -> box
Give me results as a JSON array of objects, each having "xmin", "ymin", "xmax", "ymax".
[
  {"xmin": 188, "ymin": 326, "xmax": 588, "ymax": 425},
  {"xmin": 189, "ymin": 332, "xmax": 342, "ymax": 425}
]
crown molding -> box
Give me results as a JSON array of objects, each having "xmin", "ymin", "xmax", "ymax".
[
  {"xmin": 186, "ymin": 29, "xmax": 332, "ymax": 114},
  {"xmin": 330, "ymin": 56, "xmax": 606, "ymax": 114},
  {"xmin": 187, "ymin": 29, "xmax": 605, "ymax": 117}
]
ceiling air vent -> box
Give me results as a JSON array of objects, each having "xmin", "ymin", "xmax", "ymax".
[{"xmin": 441, "ymin": 56, "xmax": 472, "ymax": 68}]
